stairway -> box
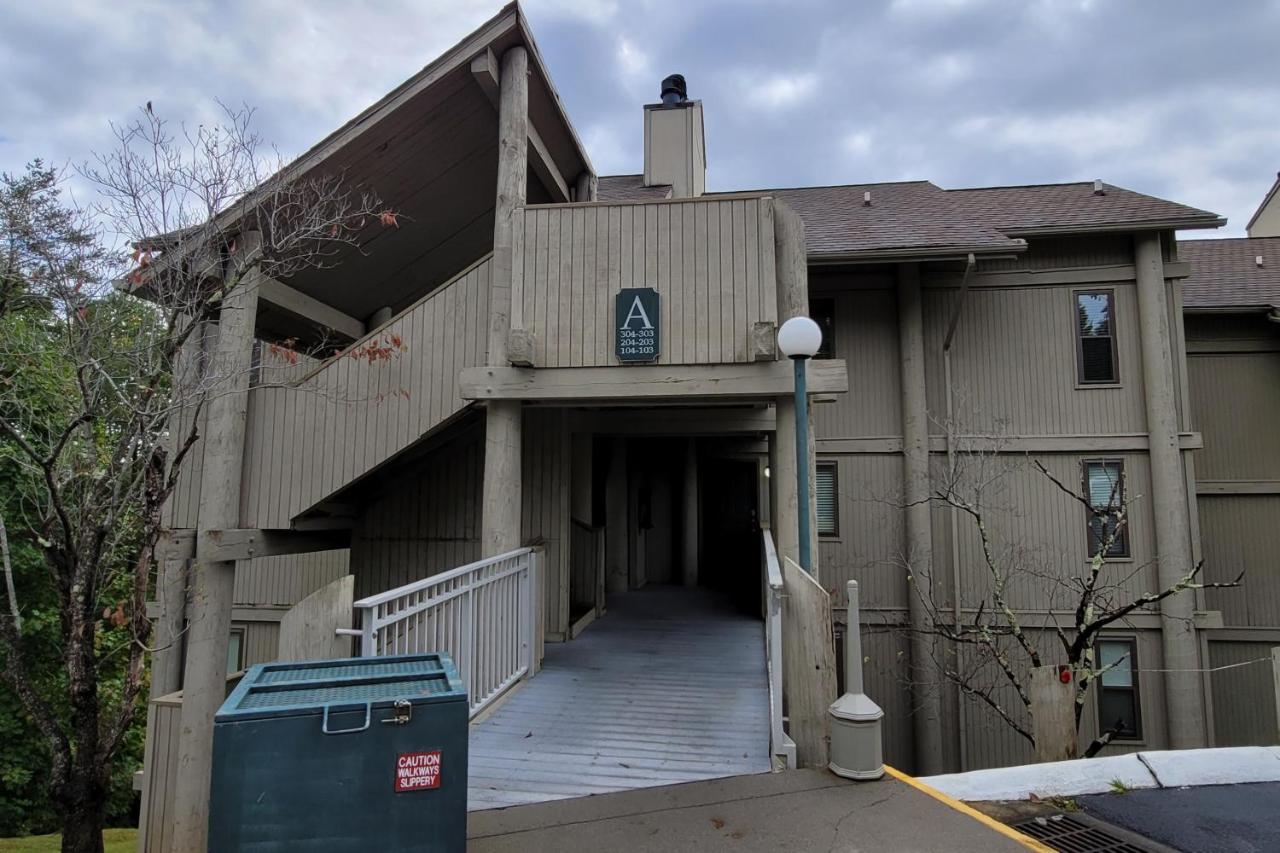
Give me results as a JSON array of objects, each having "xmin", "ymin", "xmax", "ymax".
[{"xmin": 239, "ymin": 254, "xmax": 493, "ymax": 527}]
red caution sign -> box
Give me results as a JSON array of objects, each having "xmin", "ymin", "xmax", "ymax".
[{"xmin": 395, "ymin": 750, "xmax": 442, "ymax": 792}]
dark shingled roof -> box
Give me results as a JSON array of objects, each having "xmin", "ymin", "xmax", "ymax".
[
  {"xmin": 596, "ymin": 175, "xmax": 1225, "ymax": 259},
  {"xmin": 1180, "ymin": 237, "xmax": 1280, "ymax": 311},
  {"xmin": 596, "ymin": 174, "xmax": 672, "ymax": 201},
  {"xmin": 764, "ymin": 182, "xmax": 1021, "ymax": 258},
  {"xmin": 946, "ymin": 182, "xmax": 1224, "ymax": 235}
]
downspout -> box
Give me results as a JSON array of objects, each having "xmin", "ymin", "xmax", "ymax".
[{"xmin": 942, "ymin": 252, "xmax": 975, "ymax": 770}]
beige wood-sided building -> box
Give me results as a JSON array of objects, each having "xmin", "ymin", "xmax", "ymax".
[{"xmin": 134, "ymin": 5, "xmax": 1275, "ymax": 849}]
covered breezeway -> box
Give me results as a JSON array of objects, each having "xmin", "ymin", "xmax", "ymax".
[{"xmin": 467, "ymin": 585, "xmax": 772, "ymax": 811}]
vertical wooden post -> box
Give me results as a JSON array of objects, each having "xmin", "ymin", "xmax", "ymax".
[
  {"xmin": 171, "ymin": 236, "xmax": 261, "ymax": 853},
  {"xmin": 773, "ymin": 201, "xmax": 808, "ymax": 570},
  {"xmin": 898, "ymin": 262, "xmax": 945, "ymax": 775},
  {"xmin": 1135, "ymin": 232, "xmax": 1207, "ymax": 748},
  {"xmin": 481, "ymin": 45, "xmax": 529, "ymax": 559},
  {"xmin": 682, "ymin": 437, "xmax": 698, "ymax": 587},
  {"xmin": 574, "ymin": 170, "xmax": 597, "ymax": 203},
  {"xmin": 1030, "ymin": 666, "xmax": 1078, "ymax": 763}
]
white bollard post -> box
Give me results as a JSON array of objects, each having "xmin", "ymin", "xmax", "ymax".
[{"xmin": 828, "ymin": 580, "xmax": 885, "ymax": 780}]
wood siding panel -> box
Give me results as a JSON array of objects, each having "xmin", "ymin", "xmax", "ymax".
[
  {"xmin": 923, "ymin": 284, "xmax": 1148, "ymax": 437},
  {"xmin": 240, "ymin": 255, "xmax": 492, "ymax": 527},
  {"xmin": 511, "ymin": 198, "xmax": 778, "ymax": 368},
  {"xmin": 816, "ymin": 454, "xmax": 906, "ymax": 611},
  {"xmin": 350, "ymin": 425, "xmax": 483, "ymax": 599},
  {"xmin": 811, "ymin": 281, "xmax": 900, "ymax": 440},
  {"xmin": 233, "ymin": 549, "xmax": 350, "ymax": 608},
  {"xmin": 1199, "ymin": 495, "xmax": 1280, "ymax": 626},
  {"xmin": 1208, "ymin": 640, "xmax": 1278, "ymax": 747},
  {"xmin": 1189, "ymin": 351, "xmax": 1280, "ymax": 481},
  {"xmin": 522, "ymin": 408, "xmax": 572, "ymax": 638}
]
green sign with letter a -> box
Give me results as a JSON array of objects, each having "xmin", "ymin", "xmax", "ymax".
[{"xmin": 615, "ymin": 288, "xmax": 660, "ymax": 363}]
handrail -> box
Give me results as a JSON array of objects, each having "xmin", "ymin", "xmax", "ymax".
[
  {"xmin": 353, "ymin": 546, "xmax": 534, "ymax": 609},
  {"xmin": 762, "ymin": 526, "xmax": 797, "ymax": 769},
  {"xmin": 354, "ymin": 546, "xmax": 538, "ymax": 718}
]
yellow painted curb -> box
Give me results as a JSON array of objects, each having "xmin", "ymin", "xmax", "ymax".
[{"xmin": 884, "ymin": 765, "xmax": 1056, "ymax": 853}]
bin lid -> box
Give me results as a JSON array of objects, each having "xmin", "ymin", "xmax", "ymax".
[{"xmin": 216, "ymin": 653, "xmax": 466, "ymax": 722}]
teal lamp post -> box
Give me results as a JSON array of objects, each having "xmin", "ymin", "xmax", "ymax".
[{"xmin": 777, "ymin": 315, "xmax": 823, "ymax": 573}]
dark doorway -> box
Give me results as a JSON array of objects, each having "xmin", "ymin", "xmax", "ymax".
[{"xmin": 699, "ymin": 457, "xmax": 762, "ymax": 614}]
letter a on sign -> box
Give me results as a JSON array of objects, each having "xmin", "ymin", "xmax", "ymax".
[{"xmin": 615, "ymin": 288, "xmax": 660, "ymax": 363}]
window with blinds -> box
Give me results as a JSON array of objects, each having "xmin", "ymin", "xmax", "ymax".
[
  {"xmin": 1075, "ymin": 290, "xmax": 1119, "ymax": 384},
  {"xmin": 1084, "ymin": 459, "xmax": 1129, "ymax": 558},
  {"xmin": 816, "ymin": 461, "xmax": 839, "ymax": 537},
  {"xmin": 1097, "ymin": 638, "xmax": 1142, "ymax": 740}
]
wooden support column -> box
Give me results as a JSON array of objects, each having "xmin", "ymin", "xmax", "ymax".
[
  {"xmin": 898, "ymin": 262, "xmax": 945, "ymax": 775},
  {"xmin": 773, "ymin": 202, "xmax": 808, "ymax": 569},
  {"xmin": 481, "ymin": 45, "xmax": 528, "ymax": 558},
  {"xmin": 1135, "ymin": 231, "xmax": 1207, "ymax": 748},
  {"xmin": 682, "ymin": 438, "xmax": 698, "ymax": 587},
  {"xmin": 171, "ymin": 237, "xmax": 261, "ymax": 852},
  {"xmin": 574, "ymin": 170, "xmax": 598, "ymax": 202}
]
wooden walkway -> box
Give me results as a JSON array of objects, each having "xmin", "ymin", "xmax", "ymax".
[{"xmin": 468, "ymin": 586, "xmax": 772, "ymax": 811}]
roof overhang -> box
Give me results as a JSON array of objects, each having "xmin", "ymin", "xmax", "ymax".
[
  {"xmin": 806, "ymin": 243, "xmax": 1026, "ymax": 266},
  {"xmin": 127, "ymin": 2, "xmax": 594, "ymax": 344},
  {"xmin": 997, "ymin": 217, "xmax": 1227, "ymax": 238}
]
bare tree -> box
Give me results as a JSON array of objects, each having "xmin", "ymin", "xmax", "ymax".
[
  {"xmin": 0, "ymin": 104, "xmax": 392, "ymax": 852},
  {"xmin": 895, "ymin": 421, "xmax": 1242, "ymax": 763}
]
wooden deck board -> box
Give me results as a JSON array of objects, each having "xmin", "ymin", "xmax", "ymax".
[{"xmin": 468, "ymin": 586, "xmax": 771, "ymax": 811}]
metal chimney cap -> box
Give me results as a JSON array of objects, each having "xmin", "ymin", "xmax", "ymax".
[{"xmin": 660, "ymin": 74, "xmax": 688, "ymax": 106}]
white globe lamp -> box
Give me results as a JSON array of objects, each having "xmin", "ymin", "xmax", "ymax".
[{"xmin": 777, "ymin": 316, "xmax": 823, "ymax": 359}]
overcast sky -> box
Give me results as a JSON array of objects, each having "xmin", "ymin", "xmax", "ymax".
[{"xmin": 2, "ymin": 0, "xmax": 1276, "ymax": 236}]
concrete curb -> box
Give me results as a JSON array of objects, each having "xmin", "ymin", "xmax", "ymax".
[{"xmin": 920, "ymin": 747, "xmax": 1280, "ymax": 802}]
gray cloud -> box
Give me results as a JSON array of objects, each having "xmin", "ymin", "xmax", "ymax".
[{"xmin": 2, "ymin": 0, "xmax": 1275, "ymax": 235}]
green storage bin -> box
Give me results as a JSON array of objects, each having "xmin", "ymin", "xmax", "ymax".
[{"xmin": 209, "ymin": 654, "xmax": 468, "ymax": 852}]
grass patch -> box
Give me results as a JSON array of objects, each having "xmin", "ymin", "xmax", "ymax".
[{"xmin": 0, "ymin": 828, "xmax": 137, "ymax": 852}]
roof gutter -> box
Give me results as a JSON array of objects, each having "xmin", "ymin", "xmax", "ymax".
[
  {"xmin": 1000, "ymin": 217, "xmax": 1227, "ymax": 238},
  {"xmin": 807, "ymin": 243, "xmax": 1023, "ymax": 266}
]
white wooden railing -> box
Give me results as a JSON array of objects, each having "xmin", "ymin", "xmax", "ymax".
[
  {"xmin": 762, "ymin": 528, "xmax": 798, "ymax": 769},
  {"xmin": 353, "ymin": 547, "xmax": 538, "ymax": 718}
]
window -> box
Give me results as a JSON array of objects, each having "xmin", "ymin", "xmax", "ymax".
[
  {"xmin": 227, "ymin": 626, "xmax": 245, "ymax": 674},
  {"xmin": 1075, "ymin": 290, "xmax": 1119, "ymax": 384},
  {"xmin": 1084, "ymin": 459, "xmax": 1129, "ymax": 558},
  {"xmin": 1096, "ymin": 639, "xmax": 1142, "ymax": 740},
  {"xmin": 816, "ymin": 461, "xmax": 839, "ymax": 537},
  {"xmin": 811, "ymin": 298, "xmax": 836, "ymax": 359}
]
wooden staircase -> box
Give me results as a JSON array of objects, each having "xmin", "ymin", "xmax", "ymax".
[{"xmin": 238, "ymin": 254, "xmax": 493, "ymax": 528}]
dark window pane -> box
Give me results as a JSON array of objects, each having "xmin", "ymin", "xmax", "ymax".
[
  {"xmin": 812, "ymin": 299, "xmax": 835, "ymax": 359},
  {"xmin": 1080, "ymin": 337, "xmax": 1116, "ymax": 383},
  {"xmin": 1099, "ymin": 689, "xmax": 1139, "ymax": 738}
]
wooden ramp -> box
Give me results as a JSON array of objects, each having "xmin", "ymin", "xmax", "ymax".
[{"xmin": 468, "ymin": 585, "xmax": 772, "ymax": 811}]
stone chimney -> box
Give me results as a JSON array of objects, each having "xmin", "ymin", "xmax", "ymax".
[{"xmin": 643, "ymin": 73, "xmax": 706, "ymax": 198}]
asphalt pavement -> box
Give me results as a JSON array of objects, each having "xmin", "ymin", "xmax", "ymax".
[
  {"xmin": 468, "ymin": 768, "xmax": 1035, "ymax": 852},
  {"xmin": 1080, "ymin": 781, "xmax": 1280, "ymax": 853}
]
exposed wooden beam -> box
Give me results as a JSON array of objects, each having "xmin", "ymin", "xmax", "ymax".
[
  {"xmin": 471, "ymin": 48, "xmax": 571, "ymax": 203},
  {"xmin": 460, "ymin": 360, "xmax": 848, "ymax": 402},
  {"xmin": 203, "ymin": 528, "xmax": 350, "ymax": 562},
  {"xmin": 582, "ymin": 407, "xmax": 776, "ymax": 435},
  {"xmin": 259, "ymin": 275, "xmax": 366, "ymax": 341}
]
